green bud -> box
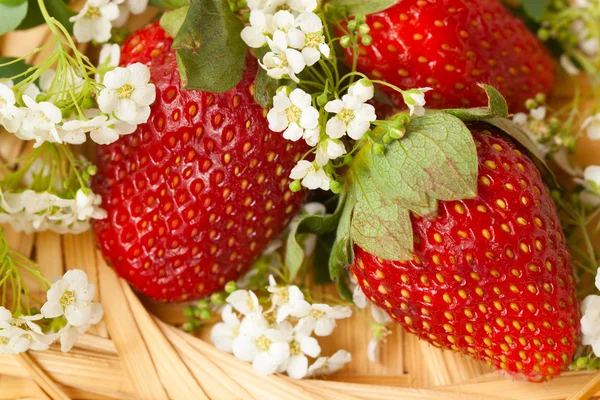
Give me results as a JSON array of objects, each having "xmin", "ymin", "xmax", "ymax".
[
  {"xmin": 224, "ymin": 280, "xmax": 238, "ymax": 293},
  {"xmin": 317, "ymin": 91, "xmax": 329, "ymax": 106},
  {"xmin": 525, "ymin": 99, "xmax": 537, "ymax": 110},
  {"xmin": 196, "ymin": 299, "xmax": 209, "ymax": 309},
  {"xmin": 193, "ymin": 308, "xmax": 203, "ymax": 318},
  {"xmin": 355, "ymin": 14, "xmax": 366, "ymax": 24},
  {"xmin": 551, "ymin": 190, "xmax": 561, "ymax": 201},
  {"xmin": 81, "ymin": 96, "xmax": 95, "ymax": 109},
  {"xmin": 382, "ymin": 133, "xmax": 393, "ymax": 144},
  {"xmin": 63, "ymin": 180, "xmax": 71, "ymax": 190},
  {"xmin": 183, "ymin": 307, "xmax": 195, "ymax": 317},
  {"xmin": 361, "ymin": 35, "xmax": 373, "ymax": 46},
  {"xmin": 343, "ymin": 154, "xmax": 353, "ymax": 165},
  {"xmin": 290, "ymin": 179, "xmax": 302, "ymax": 192},
  {"xmin": 389, "ymin": 128, "xmax": 405, "ymax": 140},
  {"xmin": 340, "ymin": 35, "xmax": 351, "ymax": 48},
  {"xmin": 81, "ymin": 171, "xmax": 91, "ymax": 181},
  {"xmin": 537, "ymin": 28, "xmax": 550, "ymax": 41},
  {"xmin": 348, "ymin": 20, "xmax": 357, "ymax": 31},
  {"xmin": 330, "ymin": 180, "xmax": 343, "ymax": 194},
  {"xmin": 210, "ymin": 292, "xmax": 225, "ymax": 304},
  {"xmin": 575, "ymin": 357, "xmax": 588, "ymax": 369},
  {"xmin": 358, "ymin": 24, "xmax": 370, "ymax": 35},
  {"xmin": 35, "ymin": 94, "xmax": 48, "ymax": 102},
  {"xmin": 87, "ymin": 165, "xmax": 98, "ymax": 176},
  {"xmin": 535, "ymin": 93, "xmax": 546, "ymax": 103},
  {"xmin": 373, "ymin": 142, "xmax": 385, "ymax": 155},
  {"xmin": 182, "ymin": 322, "xmax": 195, "ymax": 332},
  {"xmin": 199, "ymin": 309, "xmax": 212, "ymax": 320}
]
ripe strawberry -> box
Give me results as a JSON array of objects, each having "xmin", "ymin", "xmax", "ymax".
[
  {"xmin": 120, "ymin": 21, "xmax": 174, "ymax": 67},
  {"xmin": 93, "ymin": 24, "xmax": 308, "ymax": 302},
  {"xmin": 341, "ymin": 0, "xmax": 555, "ymax": 112},
  {"xmin": 349, "ymin": 127, "xmax": 579, "ymax": 381}
]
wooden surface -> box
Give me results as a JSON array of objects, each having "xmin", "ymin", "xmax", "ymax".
[{"xmin": 1, "ymin": 14, "xmax": 600, "ymax": 400}]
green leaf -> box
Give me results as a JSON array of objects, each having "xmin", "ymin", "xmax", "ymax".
[
  {"xmin": 348, "ymin": 113, "xmax": 478, "ymax": 261},
  {"xmin": 286, "ymin": 192, "xmax": 346, "ymax": 281},
  {"xmin": 0, "ymin": 57, "xmax": 34, "ymax": 83},
  {"xmin": 485, "ymin": 117, "xmax": 558, "ymax": 187},
  {"xmin": 253, "ymin": 66, "xmax": 279, "ymax": 108},
  {"xmin": 324, "ymin": 0, "xmax": 396, "ymax": 17},
  {"xmin": 173, "ymin": 0, "xmax": 246, "ymax": 92},
  {"xmin": 442, "ymin": 84, "xmax": 509, "ymax": 122},
  {"xmin": 150, "ymin": 0, "xmax": 189, "ymax": 9},
  {"xmin": 16, "ymin": 0, "xmax": 42, "ymax": 30},
  {"xmin": 0, "ymin": 0, "xmax": 26, "ymax": 7},
  {"xmin": 520, "ymin": 0, "xmax": 550, "ymax": 22},
  {"xmin": 160, "ymin": 6, "xmax": 189, "ymax": 37},
  {"xmin": 0, "ymin": 1, "xmax": 28, "ymax": 35},
  {"xmin": 328, "ymin": 192, "xmax": 355, "ymax": 281},
  {"xmin": 312, "ymin": 231, "xmax": 335, "ymax": 285}
]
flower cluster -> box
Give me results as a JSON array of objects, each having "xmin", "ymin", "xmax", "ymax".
[
  {"xmin": 242, "ymin": 0, "xmax": 329, "ymax": 82},
  {"xmin": 0, "ymin": 269, "xmax": 103, "ymax": 354},
  {"xmin": 70, "ymin": 0, "xmax": 149, "ymax": 44},
  {"xmin": 211, "ymin": 276, "xmax": 352, "ymax": 379},
  {"xmin": 0, "ymin": 60, "xmax": 154, "ymax": 148},
  {"xmin": 580, "ymin": 268, "xmax": 600, "ymax": 356}
]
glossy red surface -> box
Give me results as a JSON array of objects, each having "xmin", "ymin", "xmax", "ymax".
[{"xmin": 350, "ymin": 128, "xmax": 579, "ymax": 381}]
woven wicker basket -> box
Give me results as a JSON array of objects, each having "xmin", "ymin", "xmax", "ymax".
[{"xmin": 1, "ymin": 8, "xmax": 600, "ymax": 400}]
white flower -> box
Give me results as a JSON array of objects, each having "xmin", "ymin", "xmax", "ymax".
[
  {"xmin": 297, "ymin": 303, "xmax": 352, "ymax": 336},
  {"xmin": 72, "ymin": 189, "xmax": 107, "ymax": 221},
  {"xmin": 401, "ymin": 87, "xmax": 432, "ymax": 117},
  {"xmin": 0, "ymin": 83, "xmax": 25, "ymax": 133},
  {"xmin": 58, "ymin": 324, "xmax": 90, "ymax": 352},
  {"xmin": 512, "ymin": 112, "xmax": 528, "ymax": 126},
  {"xmin": 70, "ymin": 0, "xmax": 121, "ymax": 43},
  {"xmin": 232, "ymin": 321, "xmax": 291, "ymax": 375},
  {"xmin": 241, "ymin": 11, "xmax": 274, "ymax": 48},
  {"xmin": 19, "ymin": 190, "xmax": 71, "ymax": 215},
  {"xmin": 19, "ymin": 95, "xmax": 63, "ymax": 145},
  {"xmin": 370, "ymin": 305, "xmax": 392, "ymax": 325},
  {"xmin": 348, "ymin": 79, "xmax": 375, "ymax": 103},
  {"xmin": 307, "ymin": 349, "xmax": 352, "ymax": 377},
  {"xmin": 584, "ymin": 165, "xmax": 600, "ymax": 186},
  {"xmin": 294, "ymin": 12, "xmax": 330, "ymax": 66},
  {"xmin": 582, "ymin": 294, "xmax": 600, "ymax": 356},
  {"xmin": 96, "ymin": 44, "xmax": 121, "ymax": 81},
  {"xmin": 325, "ymin": 94, "xmax": 376, "ymax": 140},
  {"xmin": 28, "ymin": 330, "xmax": 59, "ymax": 351},
  {"xmin": 352, "ymin": 284, "xmax": 368, "ymax": 309},
  {"xmin": 226, "ymin": 290, "xmax": 262, "ymax": 317},
  {"xmin": 267, "ymin": 88, "xmax": 319, "ymax": 142},
  {"xmin": 0, "ymin": 326, "xmax": 30, "ymax": 354},
  {"xmin": 40, "ymin": 68, "xmax": 85, "ymax": 101},
  {"xmin": 583, "ymin": 113, "xmax": 600, "ymax": 140},
  {"xmin": 367, "ymin": 338, "xmax": 380, "ymax": 363},
  {"xmin": 560, "ymin": 54, "xmax": 580, "ymax": 76},
  {"xmin": 290, "ymin": 160, "xmax": 330, "ymax": 191},
  {"xmin": 315, "ymin": 138, "xmax": 346, "ymax": 167},
  {"xmin": 211, "ymin": 305, "xmax": 241, "ymax": 352},
  {"xmin": 530, "ymin": 106, "xmax": 547, "ymax": 121},
  {"xmin": 303, "ymin": 128, "xmax": 320, "ymax": 146},
  {"xmin": 0, "ymin": 307, "xmax": 11, "ymax": 328},
  {"xmin": 41, "ymin": 269, "xmax": 102, "ymax": 326},
  {"xmin": 98, "ymin": 63, "xmax": 156, "ymax": 123},
  {"xmin": 267, "ymin": 276, "xmax": 311, "ymax": 322},
  {"xmin": 124, "ymin": 0, "xmax": 147, "ymax": 14},
  {"xmin": 248, "ymin": 0, "xmax": 316, "ymax": 15},
  {"xmin": 261, "ymin": 36, "xmax": 306, "ymax": 82},
  {"xmin": 285, "ymin": 325, "xmax": 321, "ymax": 379}
]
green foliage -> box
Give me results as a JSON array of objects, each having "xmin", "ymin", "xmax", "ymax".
[
  {"xmin": 0, "ymin": 1, "xmax": 28, "ymax": 35},
  {"xmin": 324, "ymin": 0, "xmax": 397, "ymax": 18},
  {"xmin": 443, "ymin": 84, "xmax": 509, "ymax": 121},
  {"xmin": 0, "ymin": 57, "xmax": 34, "ymax": 83}
]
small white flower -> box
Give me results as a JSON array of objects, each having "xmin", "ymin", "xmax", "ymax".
[
  {"xmin": 124, "ymin": 0, "xmax": 147, "ymax": 14},
  {"xmin": 267, "ymin": 276, "xmax": 311, "ymax": 322},
  {"xmin": 227, "ymin": 289, "xmax": 262, "ymax": 317},
  {"xmin": 297, "ymin": 303, "xmax": 352, "ymax": 336},
  {"xmin": 98, "ymin": 63, "xmax": 156, "ymax": 123},
  {"xmin": 370, "ymin": 305, "xmax": 392, "ymax": 325},
  {"xmin": 584, "ymin": 165, "xmax": 600, "ymax": 186},
  {"xmin": 211, "ymin": 305, "xmax": 241, "ymax": 353},
  {"xmin": 285, "ymin": 325, "xmax": 321, "ymax": 379},
  {"xmin": 241, "ymin": 11, "xmax": 274, "ymax": 48},
  {"xmin": 28, "ymin": 330, "xmax": 59, "ymax": 351},
  {"xmin": 290, "ymin": 160, "xmax": 330, "ymax": 191},
  {"xmin": 302, "ymin": 128, "xmax": 320, "ymax": 146},
  {"xmin": 96, "ymin": 44, "xmax": 121, "ymax": 81},
  {"xmin": 325, "ymin": 94, "xmax": 376, "ymax": 140},
  {"xmin": 348, "ymin": 79, "xmax": 375, "ymax": 103},
  {"xmin": 41, "ymin": 269, "xmax": 102, "ymax": 326},
  {"xmin": 401, "ymin": 87, "xmax": 432, "ymax": 117},
  {"xmin": 367, "ymin": 338, "xmax": 380, "ymax": 363},
  {"xmin": 583, "ymin": 113, "xmax": 600, "ymax": 140},
  {"xmin": 19, "ymin": 95, "xmax": 63, "ymax": 145},
  {"xmin": 352, "ymin": 284, "xmax": 368, "ymax": 309},
  {"xmin": 268, "ymin": 88, "xmax": 319, "ymax": 141},
  {"xmin": 232, "ymin": 321, "xmax": 291, "ymax": 375},
  {"xmin": 315, "ymin": 138, "xmax": 346, "ymax": 167},
  {"xmin": 19, "ymin": 190, "xmax": 72, "ymax": 215},
  {"xmin": 0, "ymin": 326, "xmax": 30, "ymax": 354},
  {"xmin": 530, "ymin": 106, "xmax": 547, "ymax": 121},
  {"xmin": 307, "ymin": 349, "xmax": 352, "ymax": 377},
  {"xmin": 560, "ymin": 55, "xmax": 580, "ymax": 76},
  {"xmin": 72, "ymin": 189, "xmax": 107, "ymax": 221},
  {"xmin": 58, "ymin": 324, "xmax": 90, "ymax": 352},
  {"xmin": 582, "ymin": 294, "xmax": 600, "ymax": 356},
  {"xmin": 512, "ymin": 112, "xmax": 528, "ymax": 126},
  {"xmin": 261, "ymin": 37, "xmax": 306, "ymax": 82},
  {"xmin": 0, "ymin": 307, "xmax": 11, "ymax": 328},
  {"xmin": 294, "ymin": 12, "xmax": 330, "ymax": 66},
  {"xmin": 0, "ymin": 83, "xmax": 25, "ymax": 133},
  {"xmin": 70, "ymin": 0, "xmax": 121, "ymax": 43}
]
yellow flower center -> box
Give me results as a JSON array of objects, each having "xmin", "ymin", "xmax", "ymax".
[
  {"xmin": 311, "ymin": 309, "xmax": 325, "ymax": 319},
  {"xmin": 0, "ymin": 337, "xmax": 9, "ymax": 345},
  {"xmin": 305, "ymin": 32, "xmax": 324, "ymax": 48},
  {"xmin": 86, "ymin": 6, "xmax": 101, "ymax": 19},
  {"xmin": 255, "ymin": 335, "xmax": 272, "ymax": 352},
  {"xmin": 290, "ymin": 340, "xmax": 302, "ymax": 356},
  {"xmin": 118, "ymin": 84, "xmax": 134, "ymax": 99},
  {"xmin": 60, "ymin": 290, "xmax": 76, "ymax": 306},
  {"xmin": 338, "ymin": 108, "xmax": 355, "ymax": 124},
  {"xmin": 285, "ymin": 105, "xmax": 302, "ymax": 123}
]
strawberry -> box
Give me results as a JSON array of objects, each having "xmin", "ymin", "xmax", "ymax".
[
  {"xmin": 349, "ymin": 127, "xmax": 579, "ymax": 381},
  {"xmin": 341, "ymin": 0, "xmax": 555, "ymax": 112},
  {"xmin": 119, "ymin": 21, "xmax": 174, "ymax": 67},
  {"xmin": 93, "ymin": 24, "xmax": 308, "ymax": 302}
]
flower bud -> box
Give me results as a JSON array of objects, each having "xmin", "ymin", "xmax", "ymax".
[
  {"xmin": 330, "ymin": 179, "xmax": 343, "ymax": 194},
  {"xmin": 347, "ymin": 20, "xmax": 357, "ymax": 31},
  {"xmin": 382, "ymin": 133, "xmax": 393, "ymax": 144},
  {"xmin": 196, "ymin": 299, "xmax": 209, "ymax": 309},
  {"xmin": 537, "ymin": 28, "xmax": 550, "ymax": 41},
  {"xmin": 81, "ymin": 96, "xmax": 95, "ymax": 109},
  {"xmin": 199, "ymin": 309, "xmax": 211, "ymax": 320},
  {"xmin": 317, "ymin": 91, "xmax": 329, "ymax": 106},
  {"xmin": 224, "ymin": 280, "xmax": 238, "ymax": 293},
  {"xmin": 182, "ymin": 322, "xmax": 195, "ymax": 332},
  {"xmin": 525, "ymin": 99, "xmax": 537, "ymax": 110},
  {"xmin": 340, "ymin": 35, "xmax": 351, "ymax": 48},
  {"xmin": 373, "ymin": 142, "xmax": 385, "ymax": 155},
  {"xmin": 359, "ymin": 24, "xmax": 370, "ymax": 35},
  {"xmin": 361, "ymin": 35, "xmax": 373, "ymax": 46},
  {"xmin": 343, "ymin": 154, "xmax": 353, "ymax": 165},
  {"xmin": 210, "ymin": 292, "xmax": 225, "ymax": 304}
]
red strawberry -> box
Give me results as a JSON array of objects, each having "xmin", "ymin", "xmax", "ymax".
[
  {"xmin": 120, "ymin": 21, "xmax": 174, "ymax": 67},
  {"xmin": 341, "ymin": 0, "xmax": 555, "ymax": 112},
  {"xmin": 93, "ymin": 24, "xmax": 308, "ymax": 302},
  {"xmin": 349, "ymin": 127, "xmax": 579, "ymax": 381}
]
